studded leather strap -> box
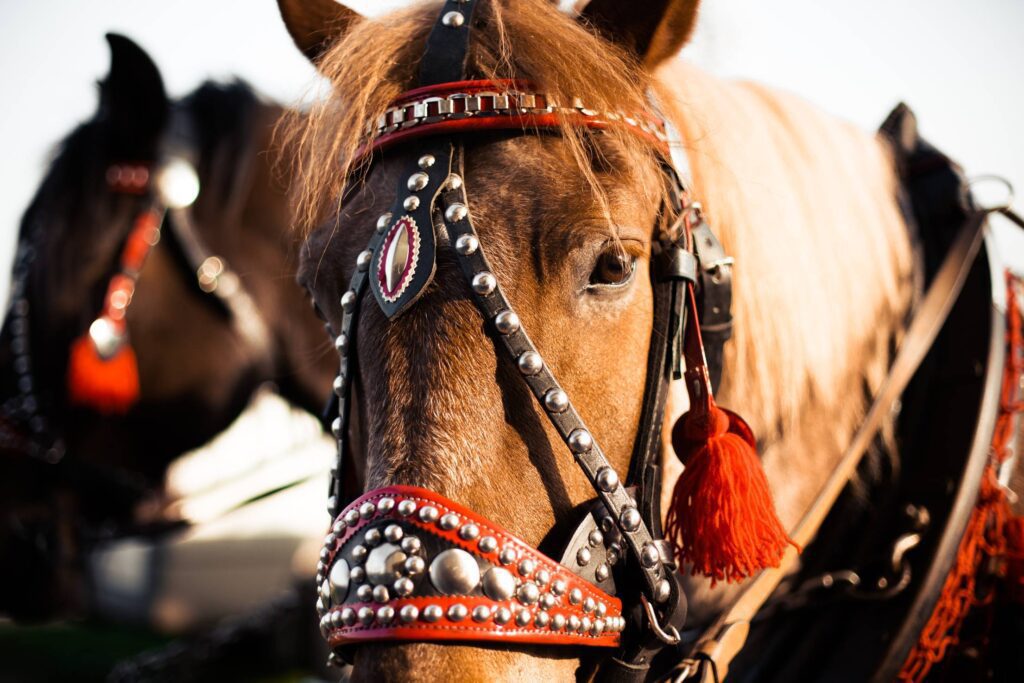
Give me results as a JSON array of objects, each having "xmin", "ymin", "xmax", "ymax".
[{"xmin": 317, "ymin": 487, "xmax": 624, "ymax": 647}]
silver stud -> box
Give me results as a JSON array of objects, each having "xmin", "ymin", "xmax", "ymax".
[
  {"xmin": 320, "ymin": 547, "xmax": 331, "ymax": 562},
  {"xmin": 442, "ymin": 10, "xmax": 465, "ymax": 27},
  {"xmin": 446, "ymin": 174, "xmax": 463, "ymax": 190},
  {"xmin": 365, "ymin": 544, "xmax": 406, "ymax": 584},
  {"xmin": 568, "ymin": 615, "xmax": 581, "ymax": 632},
  {"xmin": 341, "ymin": 290, "xmax": 357, "ymax": 311},
  {"xmin": 482, "ymin": 567, "xmax": 516, "ymax": 601},
  {"xmin": 418, "ymin": 506, "xmax": 439, "ymax": 523},
  {"xmin": 331, "ymin": 374, "xmax": 344, "ymax": 394},
  {"xmin": 582, "ymin": 616, "xmax": 592, "ymax": 632},
  {"xmin": 620, "ymin": 507, "xmax": 641, "ymax": 532},
  {"xmin": 518, "ymin": 558, "xmax": 537, "ymax": 577},
  {"xmin": 394, "ymin": 577, "xmax": 414, "ymax": 596},
  {"xmin": 330, "ymin": 610, "xmax": 343, "ymax": 628},
  {"xmin": 473, "ymin": 605, "xmax": 493, "ymax": 622},
  {"xmin": 397, "ymin": 500, "xmax": 417, "ymax": 516},
  {"xmin": 429, "ymin": 548, "xmax": 481, "ymax": 594},
  {"xmin": 499, "ymin": 547, "xmax": 518, "ymax": 565},
  {"xmin": 376, "ymin": 213, "xmax": 393, "ymax": 233},
  {"xmin": 535, "ymin": 612, "xmax": 551, "ymax": 628},
  {"xmin": 569, "ymin": 588, "xmax": 583, "ymax": 605},
  {"xmin": 445, "ymin": 203, "xmax": 468, "ymax": 223},
  {"xmin": 595, "ymin": 564, "xmax": 610, "ymax": 582},
  {"xmin": 400, "ymin": 604, "xmax": 419, "ymax": 622},
  {"xmin": 458, "ymin": 523, "xmax": 480, "ymax": 540},
  {"xmin": 454, "ymin": 234, "xmax": 478, "ymax": 255},
  {"xmin": 423, "ymin": 605, "xmax": 443, "ymax": 622},
  {"xmin": 329, "ymin": 559, "xmax": 351, "ymax": 603},
  {"xmin": 471, "ymin": 272, "xmax": 496, "ymax": 296},
  {"xmin": 494, "ymin": 310, "xmax": 520, "ymax": 335},
  {"xmin": 447, "ymin": 604, "xmax": 468, "ymax": 621},
  {"xmin": 516, "ymin": 610, "xmax": 532, "ymax": 627},
  {"xmin": 418, "ymin": 154, "xmax": 435, "ymax": 169},
  {"xmin": 332, "ymin": 520, "xmax": 345, "ymax": 534},
  {"xmin": 552, "ymin": 614, "xmax": 566, "ymax": 631},
  {"xmin": 588, "ymin": 530, "xmax": 604, "ymax": 547},
  {"xmin": 341, "ymin": 607, "xmax": 356, "ymax": 626},
  {"xmin": 583, "ymin": 597, "xmax": 596, "ymax": 613},
  {"xmin": 359, "ymin": 502, "xmax": 376, "ymax": 519},
  {"xmin": 350, "ymin": 566, "xmax": 366, "ymax": 583},
  {"xmin": 377, "ymin": 605, "xmax": 395, "ymax": 624},
  {"xmin": 478, "ymin": 536, "xmax": 498, "ymax": 553},
  {"xmin": 356, "ymin": 584, "xmax": 373, "ymax": 602},
  {"xmin": 607, "ymin": 545, "xmax": 621, "ymax": 566},
  {"xmin": 344, "ymin": 509, "xmax": 360, "ymax": 526},
  {"xmin": 351, "ymin": 545, "xmax": 368, "ymax": 563},
  {"xmin": 336, "ymin": 333, "xmax": 349, "ymax": 355},
  {"xmin": 331, "ymin": 417, "xmax": 342, "ymax": 437},
  {"xmin": 544, "ymin": 388, "xmax": 568, "ymax": 413},
  {"xmin": 316, "ymin": 597, "xmax": 326, "ymax": 615},
  {"xmin": 378, "ymin": 497, "xmax": 395, "ymax": 514},
  {"xmin": 535, "ymin": 569, "xmax": 550, "ymax": 586},
  {"xmin": 372, "ymin": 585, "xmax": 390, "ymax": 603},
  {"xmin": 401, "ymin": 536, "xmax": 422, "ymax": 554},
  {"xmin": 403, "ymin": 195, "xmax": 420, "ymax": 211},
  {"xmin": 597, "ymin": 602, "xmax": 607, "ymax": 617},
  {"xmin": 517, "ymin": 582, "xmax": 540, "ymax": 604},
  {"xmin": 568, "ymin": 429, "xmax": 593, "ymax": 453},
  {"xmin": 364, "ymin": 528, "xmax": 382, "ymax": 546},
  {"xmin": 439, "ymin": 513, "xmax": 460, "ymax": 530},
  {"xmin": 404, "ymin": 556, "xmax": 425, "ymax": 576},
  {"xmin": 358, "ymin": 606, "xmax": 375, "ymax": 625},
  {"xmin": 324, "ymin": 532, "xmax": 338, "ymax": 548},
  {"xmin": 551, "ymin": 579, "xmax": 567, "ymax": 595},
  {"xmin": 517, "ymin": 351, "xmax": 543, "ymax": 375},
  {"xmin": 640, "ymin": 543, "xmax": 660, "ymax": 568},
  {"xmin": 592, "ymin": 619, "xmax": 605, "ymax": 635},
  {"xmin": 384, "ymin": 524, "xmax": 404, "ymax": 542},
  {"xmin": 356, "ymin": 250, "xmax": 372, "ymax": 271},
  {"xmin": 577, "ymin": 547, "xmax": 591, "ymax": 567},
  {"xmin": 655, "ymin": 579, "xmax": 671, "ymax": 603},
  {"xmin": 407, "ymin": 172, "xmax": 429, "ymax": 191},
  {"xmin": 596, "ymin": 467, "xmax": 619, "ymax": 492},
  {"xmin": 540, "ymin": 594, "xmax": 556, "ymax": 610},
  {"xmin": 494, "ymin": 607, "xmax": 512, "ymax": 625}
]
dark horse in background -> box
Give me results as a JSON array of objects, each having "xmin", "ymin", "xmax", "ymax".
[{"xmin": 0, "ymin": 34, "xmax": 335, "ymax": 620}]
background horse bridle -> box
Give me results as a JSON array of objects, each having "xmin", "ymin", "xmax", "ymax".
[{"xmin": 311, "ymin": 0, "xmax": 734, "ymax": 676}]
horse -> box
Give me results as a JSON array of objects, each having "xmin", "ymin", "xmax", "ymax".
[
  {"xmin": 277, "ymin": 0, "xmax": 1024, "ymax": 680},
  {"xmin": 0, "ymin": 33, "xmax": 335, "ymax": 620}
]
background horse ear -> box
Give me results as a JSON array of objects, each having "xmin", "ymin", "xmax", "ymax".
[
  {"xmin": 277, "ymin": 0, "xmax": 361, "ymax": 65},
  {"xmin": 100, "ymin": 33, "xmax": 168, "ymax": 157},
  {"xmin": 578, "ymin": 0, "xmax": 701, "ymax": 70}
]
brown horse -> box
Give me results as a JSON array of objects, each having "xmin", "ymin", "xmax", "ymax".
[
  {"xmin": 0, "ymin": 34, "xmax": 334, "ymax": 619},
  {"xmin": 278, "ymin": 0, "xmax": 1020, "ymax": 681}
]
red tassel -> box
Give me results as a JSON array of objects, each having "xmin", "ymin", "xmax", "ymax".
[
  {"xmin": 665, "ymin": 393, "xmax": 797, "ymax": 585},
  {"xmin": 67, "ymin": 330, "xmax": 140, "ymax": 414}
]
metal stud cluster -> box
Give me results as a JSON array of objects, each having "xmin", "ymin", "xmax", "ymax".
[{"xmin": 316, "ymin": 494, "xmax": 627, "ymax": 638}]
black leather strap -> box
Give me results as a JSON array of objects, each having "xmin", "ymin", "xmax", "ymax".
[
  {"xmin": 418, "ymin": 0, "xmax": 480, "ymax": 86},
  {"xmin": 691, "ymin": 219, "xmax": 733, "ymax": 393}
]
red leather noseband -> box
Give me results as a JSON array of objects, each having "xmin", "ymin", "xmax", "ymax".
[{"xmin": 316, "ymin": 486, "xmax": 625, "ymax": 648}]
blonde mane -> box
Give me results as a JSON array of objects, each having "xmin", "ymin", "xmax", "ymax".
[{"xmin": 656, "ymin": 63, "xmax": 915, "ymax": 526}]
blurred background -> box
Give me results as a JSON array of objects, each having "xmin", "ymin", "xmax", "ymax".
[{"xmin": 0, "ymin": 0, "xmax": 1021, "ymax": 679}]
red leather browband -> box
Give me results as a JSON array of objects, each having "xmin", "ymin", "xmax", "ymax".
[
  {"xmin": 315, "ymin": 486, "xmax": 625, "ymax": 648},
  {"xmin": 364, "ymin": 79, "xmax": 669, "ymax": 156}
]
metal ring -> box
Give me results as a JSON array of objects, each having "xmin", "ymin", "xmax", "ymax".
[{"xmin": 968, "ymin": 174, "xmax": 1015, "ymax": 212}]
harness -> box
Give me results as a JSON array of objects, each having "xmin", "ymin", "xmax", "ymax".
[
  {"xmin": 311, "ymin": 1, "xmax": 1024, "ymax": 680},
  {"xmin": 314, "ymin": 0, "xmax": 729, "ymax": 675}
]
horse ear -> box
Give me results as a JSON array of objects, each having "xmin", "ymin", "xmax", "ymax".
[
  {"xmin": 578, "ymin": 0, "xmax": 701, "ymax": 70},
  {"xmin": 277, "ymin": 0, "xmax": 361, "ymax": 65},
  {"xmin": 100, "ymin": 33, "xmax": 168, "ymax": 154}
]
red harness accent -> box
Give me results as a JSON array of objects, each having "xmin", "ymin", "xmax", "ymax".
[
  {"xmin": 318, "ymin": 486, "xmax": 624, "ymax": 648},
  {"xmin": 362, "ymin": 79, "xmax": 669, "ymax": 157}
]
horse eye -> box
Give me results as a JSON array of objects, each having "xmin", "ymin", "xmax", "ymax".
[{"xmin": 589, "ymin": 249, "xmax": 636, "ymax": 288}]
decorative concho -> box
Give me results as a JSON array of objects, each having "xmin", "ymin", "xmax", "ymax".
[
  {"xmin": 317, "ymin": 486, "xmax": 625, "ymax": 648},
  {"xmin": 375, "ymin": 215, "xmax": 422, "ymax": 304}
]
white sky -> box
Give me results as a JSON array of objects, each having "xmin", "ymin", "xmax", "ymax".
[{"xmin": 1, "ymin": 0, "xmax": 1022, "ymax": 306}]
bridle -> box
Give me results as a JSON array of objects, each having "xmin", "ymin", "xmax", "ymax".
[{"xmin": 311, "ymin": 1, "xmax": 734, "ymax": 676}]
